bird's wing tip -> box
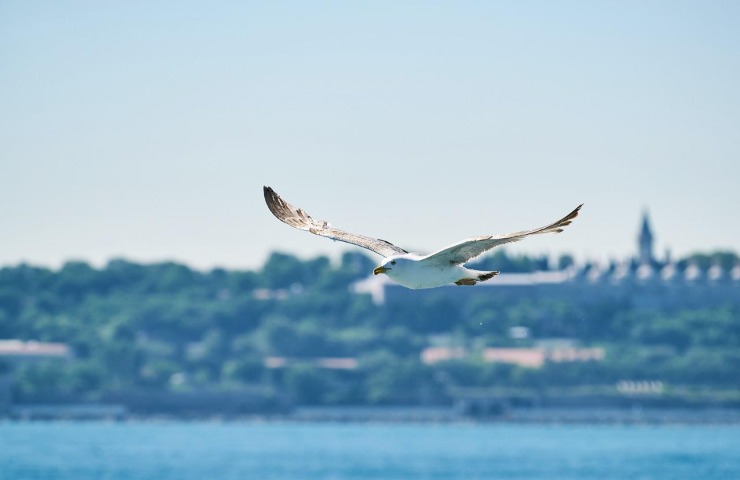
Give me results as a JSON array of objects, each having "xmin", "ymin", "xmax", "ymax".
[{"xmin": 264, "ymin": 186, "xmax": 279, "ymax": 202}]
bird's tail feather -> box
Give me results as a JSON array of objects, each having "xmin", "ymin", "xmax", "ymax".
[
  {"xmin": 478, "ymin": 271, "xmax": 499, "ymax": 282},
  {"xmin": 454, "ymin": 270, "xmax": 499, "ymax": 286}
]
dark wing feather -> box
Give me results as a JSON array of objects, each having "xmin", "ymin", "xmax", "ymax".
[
  {"xmin": 421, "ymin": 204, "xmax": 583, "ymax": 266},
  {"xmin": 263, "ymin": 186, "xmax": 408, "ymax": 258}
]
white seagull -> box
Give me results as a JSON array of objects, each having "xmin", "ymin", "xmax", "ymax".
[{"xmin": 264, "ymin": 186, "xmax": 582, "ymax": 290}]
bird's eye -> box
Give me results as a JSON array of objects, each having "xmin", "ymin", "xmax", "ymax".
[{"xmin": 391, "ymin": 261, "xmax": 396, "ymax": 265}]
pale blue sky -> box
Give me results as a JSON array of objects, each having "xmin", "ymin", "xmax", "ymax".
[{"xmin": 2, "ymin": 1, "xmax": 739, "ymax": 270}]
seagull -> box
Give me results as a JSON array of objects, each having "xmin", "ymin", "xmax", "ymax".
[{"xmin": 263, "ymin": 186, "xmax": 582, "ymax": 290}]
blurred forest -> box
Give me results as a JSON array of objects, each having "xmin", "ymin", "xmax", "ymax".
[{"xmin": 1, "ymin": 249, "xmax": 739, "ymax": 409}]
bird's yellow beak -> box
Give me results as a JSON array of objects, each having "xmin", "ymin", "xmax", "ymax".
[{"xmin": 373, "ymin": 266, "xmax": 389, "ymax": 275}]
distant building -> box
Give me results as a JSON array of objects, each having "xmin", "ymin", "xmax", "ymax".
[
  {"xmin": 0, "ymin": 340, "xmax": 72, "ymax": 361},
  {"xmin": 0, "ymin": 340, "xmax": 73, "ymax": 414},
  {"xmin": 263, "ymin": 356, "xmax": 359, "ymax": 370},
  {"xmin": 421, "ymin": 347, "xmax": 466, "ymax": 364},
  {"xmin": 638, "ymin": 211, "xmax": 655, "ymax": 265},
  {"xmin": 421, "ymin": 345, "xmax": 605, "ymax": 369}
]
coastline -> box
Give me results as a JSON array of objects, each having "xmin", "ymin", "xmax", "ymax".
[{"xmin": 6, "ymin": 404, "xmax": 740, "ymax": 425}]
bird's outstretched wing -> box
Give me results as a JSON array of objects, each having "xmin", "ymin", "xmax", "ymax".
[
  {"xmin": 263, "ymin": 186, "xmax": 408, "ymax": 258},
  {"xmin": 421, "ymin": 204, "xmax": 583, "ymax": 266}
]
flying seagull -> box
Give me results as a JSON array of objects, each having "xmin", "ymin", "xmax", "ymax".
[{"xmin": 264, "ymin": 186, "xmax": 582, "ymax": 290}]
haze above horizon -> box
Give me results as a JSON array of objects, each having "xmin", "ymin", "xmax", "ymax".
[{"xmin": 2, "ymin": 1, "xmax": 739, "ymax": 270}]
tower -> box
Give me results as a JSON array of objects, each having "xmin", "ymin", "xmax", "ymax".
[{"xmin": 638, "ymin": 211, "xmax": 654, "ymax": 265}]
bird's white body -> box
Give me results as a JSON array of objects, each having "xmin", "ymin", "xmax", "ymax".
[{"xmin": 379, "ymin": 254, "xmax": 491, "ymax": 289}]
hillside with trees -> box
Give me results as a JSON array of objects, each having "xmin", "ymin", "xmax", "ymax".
[{"xmin": 1, "ymin": 250, "xmax": 739, "ymax": 413}]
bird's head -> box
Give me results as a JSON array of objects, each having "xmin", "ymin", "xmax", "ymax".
[{"xmin": 373, "ymin": 257, "xmax": 399, "ymax": 276}]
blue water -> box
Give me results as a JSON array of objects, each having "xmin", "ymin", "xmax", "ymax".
[{"xmin": 1, "ymin": 422, "xmax": 739, "ymax": 480}]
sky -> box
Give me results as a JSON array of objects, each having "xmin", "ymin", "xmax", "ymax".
[{"xmin": 1, "ymin": 1, "xmax": 739, "ymax": 271}]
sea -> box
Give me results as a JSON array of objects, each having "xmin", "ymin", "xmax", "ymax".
[{"xmin": 1, "ymin": 422, "xmax": 739, "ymax": 480}]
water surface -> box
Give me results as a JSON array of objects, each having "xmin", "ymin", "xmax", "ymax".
[{"xmin": 2, "ymin": 422, "xmax": 738, "ymax": 480}]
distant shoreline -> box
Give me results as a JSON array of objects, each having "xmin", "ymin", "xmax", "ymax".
[{"xmin": 6, "ymin": 405, "xmax": 740, "ymax": 425}]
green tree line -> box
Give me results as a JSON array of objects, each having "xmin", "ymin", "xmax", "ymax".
[{"xmin": 0, "ymin": 250, "xmax": 738, "ymax": 407}]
